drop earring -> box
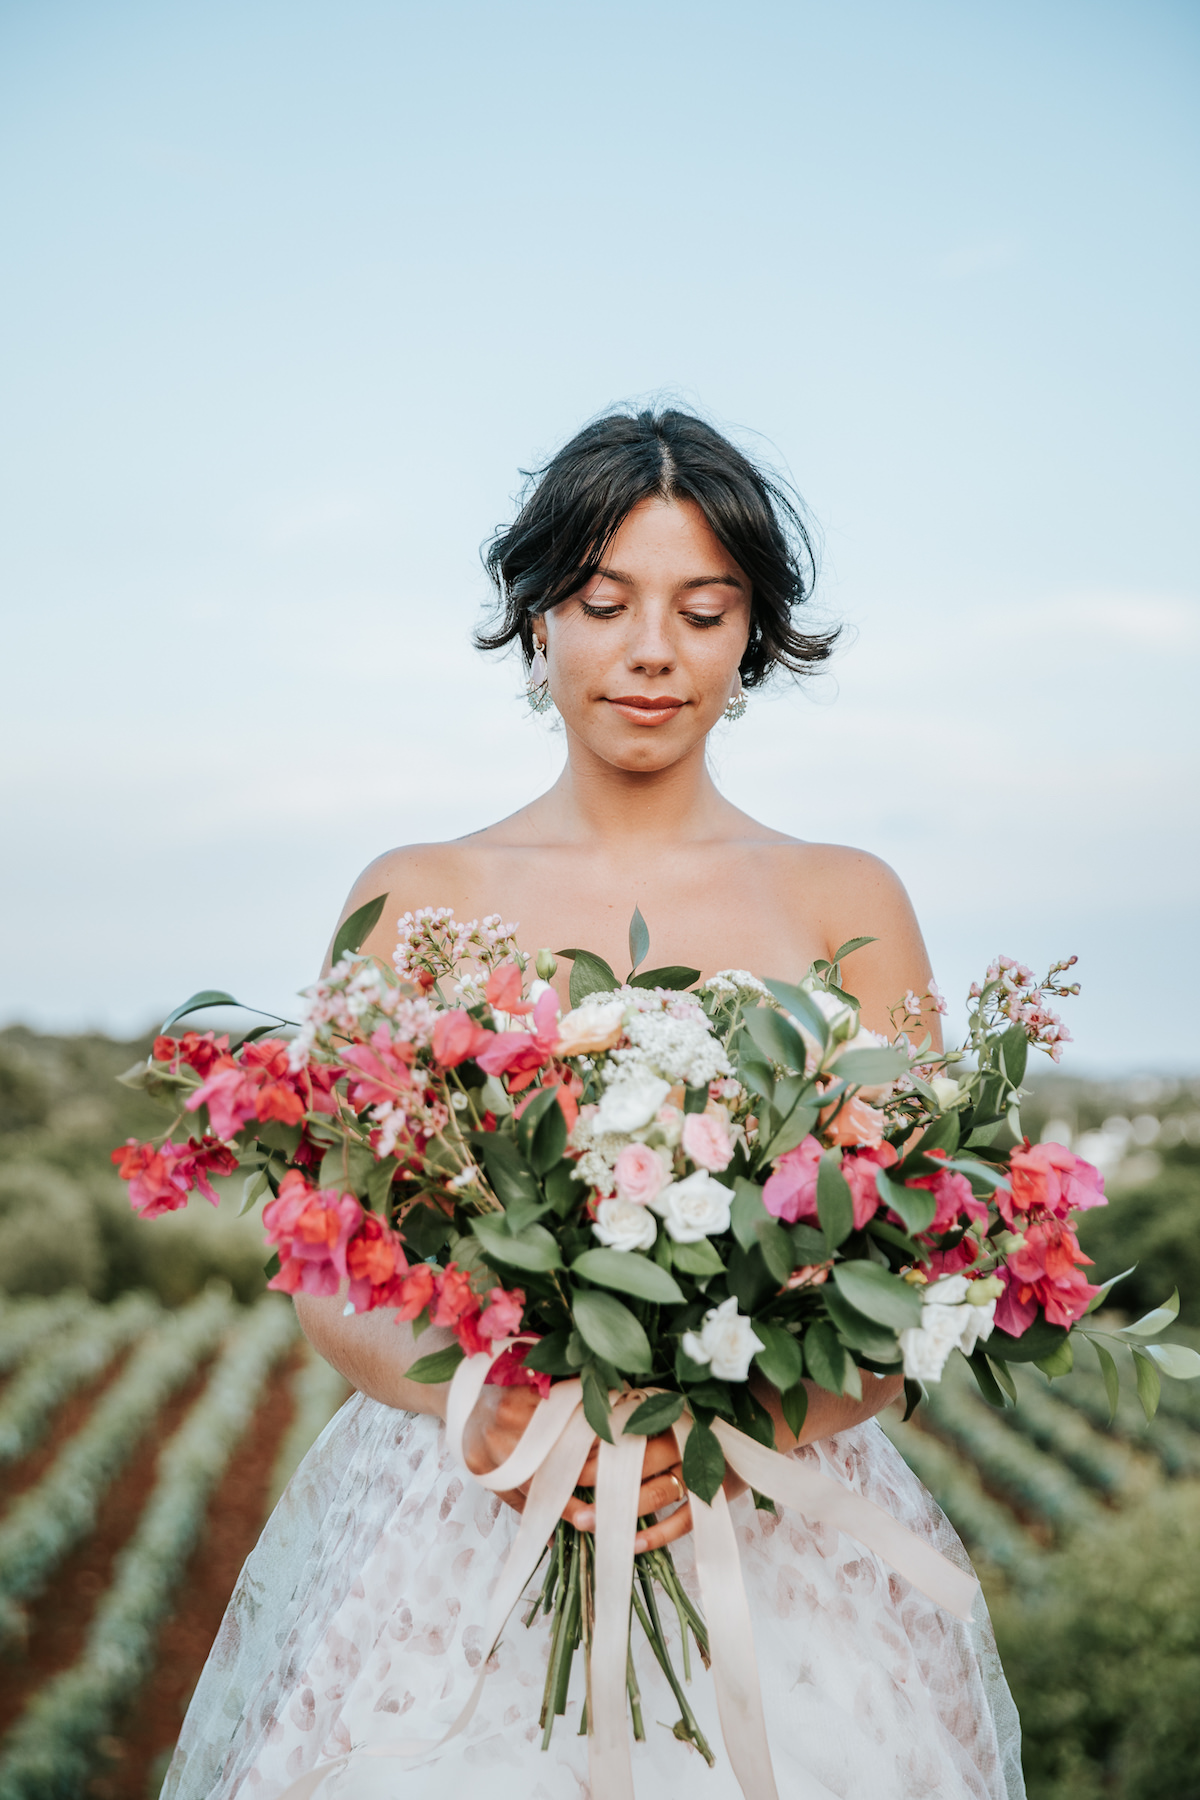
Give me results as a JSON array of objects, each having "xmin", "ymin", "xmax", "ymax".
[
  {"xmin": 527, "ymin": 642, "xmax": 555, "ymax": 714},
  {"xmin": 723, "ymin": 673, "xmax": 747, "ymax": 723}
]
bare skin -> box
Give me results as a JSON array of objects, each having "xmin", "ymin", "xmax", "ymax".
[{"xmin": 296, "ymin": 495, "xmax": 940, "ymax": 1551}]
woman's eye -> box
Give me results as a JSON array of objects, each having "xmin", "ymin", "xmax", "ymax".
[
  {"xmin": 580, "ymin": 601, "xmax": 624, "ymax": 619},
  {"xmin": 683, "ymin": 611, "xmax": 724, "ymax": 629}
]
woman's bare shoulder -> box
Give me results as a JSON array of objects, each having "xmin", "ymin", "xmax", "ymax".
[{"xmin": 321, "ymin": 840, "xmax": 483, "ymax": 970}]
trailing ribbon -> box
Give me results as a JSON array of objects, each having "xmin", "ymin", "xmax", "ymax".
[{"xmin": 275, "ymin": 1346, "xmax": 978, "ymax": 1800}]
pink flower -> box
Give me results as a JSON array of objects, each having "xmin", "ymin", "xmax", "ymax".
[
  {"xmin": 432, "ymin": 1009, "xmax": 493, "ymax": 1068},
  {"xmin": 476, "ymin": 988, "xmax": 560, "ymax": 1082},
  {"xmin": 841, "ymin": 1143, "xmax": 899, "ymax": 1229},
  {"xmin": 478, "ymin": 1286, "xmax": 525, "ymax": 1339},
  {"xmin": 1001, "ymin": 1141, "xmax": 1106, "ymax": 1225},
  {"xmin": 340, "ymin": 1025, "xmax": 416, "ymax": 1109},
  {"xmin": 431, "ymin": 1263, "xmax": 479, "ymax": 1328},
  {"xmin": 484, "ymin": 1340, "xmax": 552, "ymax": 1399},
  {"xmin": 821, "ymin": 1095, "xmax": 886, "ymax": 1148},
  {"xmin": 345, "ymin": 1212, "xmax": 410, "ymax": 1312},
  {"xmin": 111, "ymin": 1136, "xmax": 236, "ymax": 1217},
  {"xmin": 614, "ymin": 1143, "xmax": 668, "ymax": 1206},
  {"xmin": 485, "ymin": 962, "xmax": 533, "ymax": 1016},
  {"xmin": 393, "ymin": 1262, "xmax": 436, "ymax": 1322},
  {"xmin": 762, "ymin": 1136, "xmax": 823, "ymax": 1222},
  {"xmin": 903, "ymin": 1153, "xmax": 989, "ymax": 1237},
  {"xmin": 187, "ymin": 1060, "xmax": 259, "ymax": 1140},
  {"xmin": 1002, "ymin": 1216, "xmax": 1100, "ymax": 1329},
  {"xmin": 263, "ymin": 1171, "xmax": 363, "ymax": 1297},
  {"xmin": 681, "ymin": 1110, "xmax": 734, "ymax": 1173}
]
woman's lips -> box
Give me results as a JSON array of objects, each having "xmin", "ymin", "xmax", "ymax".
[{"xmin": 606, "ymin": 695, "xmax": 686, "ymax": 726}]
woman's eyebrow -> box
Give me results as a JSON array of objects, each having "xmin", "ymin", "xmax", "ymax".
[{"xmin": 590, "ymin": 567, "xmax": 746, "ymax": 591}]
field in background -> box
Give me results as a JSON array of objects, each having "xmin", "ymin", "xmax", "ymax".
[{"xmin": 1, "ymin": 1026, "xmax": 1198, "ymax": 1799}]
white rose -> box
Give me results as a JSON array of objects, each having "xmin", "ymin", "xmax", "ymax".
[
  {"xmin": 594, "ymin": 1069, "xmax": 672, "ymax": 1135},
  {"xmin": 682, "ymin": 1296, "xmax": 763, "ymax": 1382},
  {"xmin": 899, "ymin": 1277, "xmax": 997, "ymax": 1381},
  {"xmin": 652, "ymin": 1169, "xmax": 732, "ymax": 1243},
  {"xmin": 929, "ymin": 1076, "xmax": 962, "ymax": 1111},
  {"xmin": 556, "ymin": 996, "xmax": 627, "ymax": 1056},
  {"xmin": 591, "ymin": 1199, "xmax": 658, "ymax": 1253}
]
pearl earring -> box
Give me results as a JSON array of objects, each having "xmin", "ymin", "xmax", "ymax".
[
  {"xmin": 527, "ymin": 643, "xmax": 555, "ymax": 714},
  {"xmin": 723, "ymin": 673, "xmax": 747, "ymax": 723}
]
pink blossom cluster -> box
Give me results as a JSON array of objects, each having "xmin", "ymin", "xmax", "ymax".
[
  {"xmin": 393, "ymin": 907, "xmax": 521, "ymax": 984},
  {"xmin": 968, "ymin": 954, "xmax": 1081, "ymax": 1062},
  {"xmin": 111, "ymin": 1135, "xmax": 238, "ymax": 1218}
]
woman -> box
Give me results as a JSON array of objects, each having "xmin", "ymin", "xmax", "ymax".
[{"xmin": 164, "ymin": 408, "xmax": 1024, "ymax": 1799}]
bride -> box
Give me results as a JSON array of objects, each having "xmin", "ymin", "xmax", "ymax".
[{"xmin": 163, "ymin": 406, "xmax": 1024, "ymax": 1800}]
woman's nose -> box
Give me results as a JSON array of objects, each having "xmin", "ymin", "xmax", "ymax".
[{"xmin": 625, "ymin": 608, "xmax": 676, "ymax": 675}]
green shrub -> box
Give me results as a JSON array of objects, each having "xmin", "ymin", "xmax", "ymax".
[
  {"xmin": 991, "ymin": 1481, "xmax": 1200, "ymax": 1800},
  {"xmin": 1077, "ymin": 1148, "xmax": 1200, "ymax": 1326},
  {"xmin": 0, "ymin": 1161, "xmax": 104, "ymax": 1297}
]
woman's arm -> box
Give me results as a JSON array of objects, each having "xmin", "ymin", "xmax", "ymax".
[{"xmin": 293, "ymin": 1291, "xmax": 455, "ymax": 1417}]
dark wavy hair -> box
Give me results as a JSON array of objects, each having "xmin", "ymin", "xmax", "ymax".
[{"xmin": 476, "ymin": 406, "xmax": 836, "ymax": 688}]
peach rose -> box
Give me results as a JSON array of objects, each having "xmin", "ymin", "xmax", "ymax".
[
  {"xmin": 554, "ymin": 996, "xmax": 626, "ymax": 1055},
  {"xmin": 821, "ymin": 1094, "xmax": 886, "ymax": 1148}
]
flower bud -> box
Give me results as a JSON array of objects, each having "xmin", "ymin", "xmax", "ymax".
[{"xmin": 535, "ymin": 948, "xmax": 558, "ymax": 982}]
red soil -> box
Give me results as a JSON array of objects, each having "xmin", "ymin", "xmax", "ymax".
[{"xmin": 0, "ymin": 1346, "xmax": 135, "ymax": 1510}]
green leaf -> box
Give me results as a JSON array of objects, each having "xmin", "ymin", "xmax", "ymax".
[
  {"xmin": 331, "ymin": 893, "xmax": 389, "ymax": 968},
  {"xmin": 726, "ymin": 1242, "xmax": 774, "ymax": 1312},
  {"xmin": 760, "ymin": 1101, "xmax": 820, "ymax": 1163},
  {"xmin": 625, "ymin": 1391, "xmax": 685, "ymax": 1435},
  {"xmin": 816, "ymin": 1152, "xmax": 854, "ymax": 1249},
  {"xmin": 902, "ymin": 1112, "xmax": 961, "ymax": 1165},
  {"xmin": 669, "ymin": 1237, "xmax": 725, "ymax": 1277},
  {"xmin": 867, "ymin": 1218, "xmax": 925, "ymax": 1262},
  {"xmin": 737, "ymin": 1049, "xmax": 776, "ymax": 1103},
  {"xmin": 581, "ymin": 1362, "xmax": 615, "ymax": 1443},
  {"xmin": 160, "ymin": 989, "xmax": 241, "ymax": 1032},
  {"xmin": 365, "ymin": 1156, "xmax": 398, "ymax": 1214},
  {"xmin": 239, "ymin": 1168, "xmax": 270, "ymax": 1214},
  {"xmin": 318, "ymin": 1141, "xmax": 377, "ymax": 1197},
  {"xmin": 683, "ymin": 1084, "xmax": 708, "ymax": 1114},
  {"xmin": 1035, "ymin": 1337, "xmax": 1075, "ymax": 1380},
  {"xmin": 743, "ymin": 1006, "xmax": 808, "ymax": 1073},
  {"xmin": 830, "ymin": 935, "xmax": 877, "ymax": 965},
  {"xmin": 1132, "ymin": 1348, "xmax": 1162, "ymax": 1421},
  {"xmin": 570, "ymin": 1248, "xmax": 684, "ymax": 1304},
  {"xmin": 967, "ymin": 1348, "xmax": 1009, "ymax": 1408},
  {"xmin": 987, "ymin": 1317, "xmax": 1070, "ymax": 1364},
  {"xmin": 471, "ymin": 1215, "xmax": 562, "ymax": 1272},
  {"xmin": 675, "ymin": 1341, "xmax": 711, "ymax": 1385},
  {"xmin": 988, "ymin": 1355, "xmax": 1019, "ymax": 1405},
  {"xmin": 543, "ymin": 1159, "xmax": 584, "ymax": 1217},
  {"xmin": 780, "ymin": 1382, "xmax": 808, "ymax": 1439},
  {"xmin": 1092, "ymin": 1339, "xmax": 1121, "ymax": 1422},
  {"xmin": 681, "ymin": 1418, "xmax": 726, "ymax": 1504},
  {"xmin": 531, "ymin": 1095, "xmax": 569, "ymax": 1176},
  {"xmin": 1142, "ymin": 1342, "xmax": 1200, "ymax": 1380},
  {"xmin": 523, "ymin": 1331, "xmax": 575, "ymax": 1377},
  {"xmin": 629, "ymin": 965, "xmax": 701, "ymax": 991},
  {"xmin": 685, "ymin": 1378, "xmax": 735, "ymax": 1416},
  {"xmin": 833, "ymin": 1046, "xmax": 909, "ymax": 1085},
  {"xmin": 762, "ymin": 979, "xmax": 830, "ymax": 1048},
  {"xmin": 557, "ymin": 948, "xmax": 619, "ymax": 1007},
  {"xmin": 1120, "ymin": 1290, "xmax": 1180, "ymax": 1339},
  {"xmin": 755, "ymin": 1218, "xmax": 795, "ymax": 1285},
  {"xmin": 873, "ymin": 1166, "xmax": 936, "ymax": 1237},
  {"xmin": 995, "ymin": 1023, "xmax": 1028, "ymax": 1092},
  {"xmin": 1084, "ymin": 1265, "xmax": 1137, "ymax": 1314},
  {"xmin": 628, "ymin": 905, "xmax": 651, "ymax": 976},
  {"xmin": 804, "ymin": 1320, "xmax": 845, "ymax": 1394},
  {"xmin": 408, "ymin": 1344, "xmax": 466, "ymax": 1383},
  {"xmin": 840, "ymin": 1352, "xmax": 863, "ymax": 1399},
  {"xmin": 822, "ymin": 1286, "xmax": 902, "ymax": 1361},
  {"xmin": 752, "ymin": 1321, "xmax": 804, "ymax": 1391},
  {"xmin": 469, "ymin": 1133, "xmax": 542, "ymax": 1211},
  {"xmin": 831, "ymin": 1262, "xmax": 924, "ymax": 1330},
  {"xmin": 572, "ymin": 1289, "xmax": 653, "ymax": 1373}
]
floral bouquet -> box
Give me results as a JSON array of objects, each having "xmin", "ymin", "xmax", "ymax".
[{"xmin": 114, "ymin": 902, "xmax": 1199, "ymax": 1766}]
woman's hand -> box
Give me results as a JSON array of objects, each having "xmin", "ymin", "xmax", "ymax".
[{"xmin": 461, "ymin": 1385, "xmax": 700, "ymax": 1552}]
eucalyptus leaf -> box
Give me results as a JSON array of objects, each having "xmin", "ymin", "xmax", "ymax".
[
  {"xmin": 829, "ymin": 935, "xmax": 877, "ymax": 964},
  {"xmin": 822, "ymin": 1286, "xmax": 902, "ymax": 1361},
  {"xmin": 557, "ymin": 948, "xmax": 619, "ymax": 1006},
  {"xmin": 1133, "ymin": 1348, "xmax": 1162, "ymax": 1421},
  {"xmin": 1142, "ymin": 1341, "xmax": 1200, "ymax": 1379},
  {"xmin": 804, "ymin": 1320, "xmax": 845, "ymax": 1394},
  {"xmin": 1092, "ymin": 1338, "xmax": 1121, "ymax": 1422},
  {"xmin": 160, "ymin": 989, "xmax": 240, "ymax": 1033},
  {"xmin": 331, "ymin": 893, "xmax": 389, "ymax": 968},
  {"xmin": 744, "ymin": 1005, "xmax": 808, "ymax": 1073},
  {"xmin": 1120, "ymin": 1290, "xmax": 1180, "ymax": 1339},
  {"xmin": 472, "ymin": 1214, "xmax": 562, "ymax": 1273},
  {"xmin": 752, "ymin": 1321, "xmax": 805, "ymax": 1391},
  {"xmin": 816, "ymin": 1153, "xmax": 854, "ymax": 1249},
  {"xmin": 628, "ymin": 905, "xmax": 651, "ymax": 976},
  {"xmin": 681, "ymin": 1418, "xmax": 726, "ymax": 1504},
  {"xmin": 408, "ymin": 1344, "xmax": 466, "ymax": 1383},
  {"xmin": 572, "ymin": 1289, "xmax": 653, "ymax": 1373},
  {"xmin": 581, "ymin": 1362, "xmax": 615, "ymax": 1444},
  {"xmin": 874, "ymin": 1166, "xmax": 936, "ymax": 1237},
  {"xmin": 629, "ymin": 965, "xmax": 701, "ymax": 991},
  {"xmin": 570, "ymin": 1248, "xmax": 684, "ymax": 1304},
  {"xmin": 670, "ymin": 1237, "xmax": 725, "ymax": 1278},
  {"xmin": 833, "ymin": 1046, "xmax": 909, "ymax": 1084},
  {"xmin": 831, "ymin": 1261, "xmax": 924, "ymax": 1330},
  {"xmin": 625, "ymin": 1391, "xmax": 685, "ymax": 1436},
  {"xmin": 762, "ymin": 979, "xmax": 830, "ymax": 1048}
]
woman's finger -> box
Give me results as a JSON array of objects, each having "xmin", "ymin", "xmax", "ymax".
[
  {"xmin": 633, "ymin": 1501, "xmax": 693, "ymax": 1554},
  {"xmin": 565, "ymin": 1466, "xmax": 688, "ymax": 1533}
]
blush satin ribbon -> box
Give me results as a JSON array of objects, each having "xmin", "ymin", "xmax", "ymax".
[{"xmin": 274, "ymin": 1345, "xmax": 979, "ymax": 1800}]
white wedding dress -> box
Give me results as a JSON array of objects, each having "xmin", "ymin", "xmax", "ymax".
[{"xmin": 161, "ymin": 1392, "xmax": 1024, "ymax": 1800}]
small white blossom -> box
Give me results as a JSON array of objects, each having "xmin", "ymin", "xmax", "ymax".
[
  {"xmin": 594, "ymin": 1069, "xmax": 672, "ymax": 1135},
  {"xmin": 652, "ymin": 1169, "xmax": 732, "ymax": 1243},
  {"xmin": 682, "ymin": 1297, "xmax": 763, "ymax": 1382},
  {"xmin": 898, "ymin": 1276, "xmax": 997, "ymax": 1382}
]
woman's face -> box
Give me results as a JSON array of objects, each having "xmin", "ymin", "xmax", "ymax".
[{"xmin": 536, "ymin": 497, "xmax": 752, "ymax": 773}]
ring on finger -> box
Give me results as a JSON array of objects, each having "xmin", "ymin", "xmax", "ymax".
[{"xmin": 665, "ymin": 1470, "xmax": 686, "ymax": 1505}]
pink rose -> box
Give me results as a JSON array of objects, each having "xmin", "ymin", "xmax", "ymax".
[
  {"xmin": 681, "ymin": 1110, "xmax": 734, "ymax": 1173},
  {"xmin": 762, "ymin": 1136, "xmax": 823, "ymax": 1223},
  {"xmin": 613, "ymin": 1142, "xmax": 668, "ymax": 1206}
]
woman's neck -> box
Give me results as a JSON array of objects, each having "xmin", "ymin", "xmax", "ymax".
[{"xmin": 525, "ymin": 733, "xmax": 739, "ymax": 848}]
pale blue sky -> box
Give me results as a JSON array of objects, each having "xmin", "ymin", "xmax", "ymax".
[{"xmin": 2, "ymin": 0, "xmax": 1197, "ymax": 1067}]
